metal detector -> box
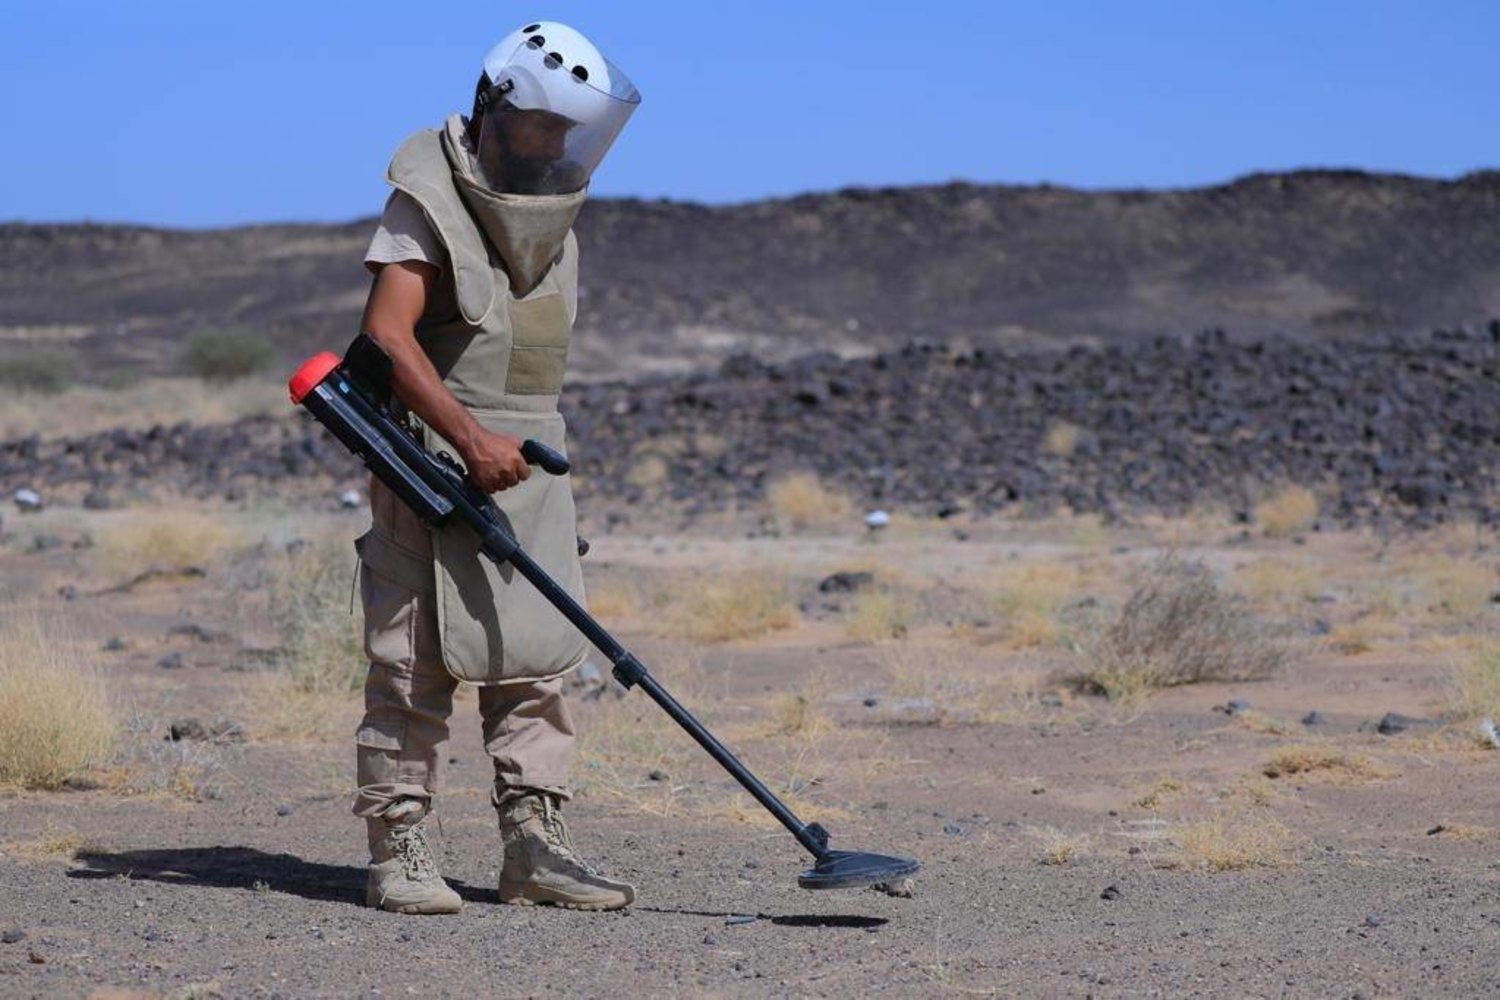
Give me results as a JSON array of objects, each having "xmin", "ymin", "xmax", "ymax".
[{"xmin": 289, "ymin": 336, "xmax": 919, "ymax": 891}]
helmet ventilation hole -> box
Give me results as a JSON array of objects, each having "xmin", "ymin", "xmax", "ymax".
[
  {"xmin": 522, "ymin": 23, "xmax": 540, "ymax": 32},
  {"xmin": 571, "ymin": 65, "xmax": 589, "ymax": 81},
  {"xmin": 527, "ymin": 35, "xmax": 545, "ymax": 48}
]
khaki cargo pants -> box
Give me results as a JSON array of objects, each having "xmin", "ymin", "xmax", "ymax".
[{"xmin": 351, "ymin": 479, "xmax": 575, "ymax": 819}]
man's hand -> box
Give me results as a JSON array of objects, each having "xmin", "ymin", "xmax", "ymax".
[{"xmin": 460, "ymin": 429, "xmax": 532, "ymax": 493}]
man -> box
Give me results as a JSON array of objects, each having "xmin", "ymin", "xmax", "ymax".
[{"xmin": 352, "ymin": 21, "xmax": 640, "ymax": 915}]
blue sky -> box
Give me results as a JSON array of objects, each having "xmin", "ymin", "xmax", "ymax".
[{"xmin": 2, "ymin": 1, "xmax": 1495, "ymax": 227}]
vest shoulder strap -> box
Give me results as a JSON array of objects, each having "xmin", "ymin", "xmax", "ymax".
[{"xmin": 387, "ymin": 129, "xmax": 496, "ymax": 326}]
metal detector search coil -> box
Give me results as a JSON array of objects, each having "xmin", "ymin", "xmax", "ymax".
[{"xmin": 289, "ymin": 336, "xmax": 919, "ymax": 892}]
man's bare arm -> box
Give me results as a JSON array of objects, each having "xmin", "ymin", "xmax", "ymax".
[{"xmin": 360, "ymin": 260, "xmax": 531, "ymax": 492}]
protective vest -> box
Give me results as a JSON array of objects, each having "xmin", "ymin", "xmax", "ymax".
[{"xmin": 358, "ymin": 116, "xmax": 589, "ymax": 685}]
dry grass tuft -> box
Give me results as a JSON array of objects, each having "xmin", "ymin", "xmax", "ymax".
[
  {"xmin": 1066, "ymin": 554, "xmax": 1291, "ymax": 700},
  {"xmin": 0, "ymin": 611, "xmax": 117, "ymax": 789},
  {"xmin": 1134, "ymin": 777, "xmax": 1187, "ymax": 810},
  {"xmin": 659, "ymin": 568, "xmax": 799, "ymax": 643},
  {"xmin": 242, "ymin": 540, "xmax": 363, "ymax": 741},
  {"xmin": 843, "ymin": 587, "xmax": 914, "ymax": 644},
  {"xmin": 1031, "ymin": 826, "xmax": 1089, "ymax": 865},
  {"xmin": 1232, "ymin": 557, "xmax": 1322, "ymax": 608},
  {"xmin": 1161, "ymin": 811, "xmax": 1300, "ymax": 871},
  {"xmin": 1041, "ymin": 421, "xmax": 1081, "ymax": 458},
  {"xmin": 4, "ymin": 827, "xmax": 89, "ymax": 860},
  {"xmin": 1327, "ymin": 616, "xmax": 1405, "ymax": 656},
  {"xmin": 93, "ymin": 508, "xmax": 244, "ymax": 579},
  {"xmin": 1255, "ymin": 483, "xmax": 1319, "ymax": 537},
  {"xmin": 1263, "ymin": 744, "xmax": 1387, "ymax": 781},
  {"xmin": 765, "ymin": 471, "xmax": 856, "ymax": 530},
  {"xmin": 1448, "ymin": 642, "xmax": 1500, "ymax": 722}
]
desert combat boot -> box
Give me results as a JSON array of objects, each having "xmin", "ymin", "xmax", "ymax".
[
  {"xmin": 497, "ymin": 793, "xmax": 635, "ymax": 910},
  {"xmin": 365, "ymin": 798, "xmax": 463, "ymax": 914}
]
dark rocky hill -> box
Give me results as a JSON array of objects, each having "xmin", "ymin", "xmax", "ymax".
[{"xmin": 3, "ymin": 170, "xmax": 1498, "ymax": 381}]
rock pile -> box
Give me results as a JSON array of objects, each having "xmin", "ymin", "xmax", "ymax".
[{"xmin": 2, "ymin": 325, "xmax": 1497, "ymax": 528}]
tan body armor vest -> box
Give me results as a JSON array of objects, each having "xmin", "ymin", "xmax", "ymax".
[{"xmin": 358, "ymin": 123, "xmax": 588, "ymax": 685}]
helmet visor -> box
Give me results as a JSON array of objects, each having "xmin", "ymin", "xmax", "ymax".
[{"xmin": 474, "ymin": 38, "xmax": 640, "ymax": 195}]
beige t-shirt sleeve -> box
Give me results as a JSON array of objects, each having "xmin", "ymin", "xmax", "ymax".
[{"xmin": 364, "ymin": 191, "xmax": 446, "ymax": 272}]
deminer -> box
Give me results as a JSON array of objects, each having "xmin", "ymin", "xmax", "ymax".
[{"xmin": 351, "ymin": 21, "xmax": 640, "ymax": 914}]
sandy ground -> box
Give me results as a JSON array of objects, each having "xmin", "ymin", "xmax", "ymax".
[{"xmin": 1, "ymin": 503, "xmax": 1498, "ymax": 999}]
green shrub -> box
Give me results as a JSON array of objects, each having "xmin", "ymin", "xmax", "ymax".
[
  {"xmin": 180, "ymin": 328, "xmax": 274, "ymax": 381},
  {"xmin": 0, "ymin": 348, "xmax": 79, "ymax": 394}
]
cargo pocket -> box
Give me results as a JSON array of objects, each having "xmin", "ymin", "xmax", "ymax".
[
  {"xmin": 505, "ymin": 292, "xmax": 570, "ymax": 395},
  {"xmin": 360, "ymin": 560, "xmax": 417, "ymax": 672}
]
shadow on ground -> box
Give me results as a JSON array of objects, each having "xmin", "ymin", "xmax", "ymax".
[{"xmin": 68, "ymin": 846, "xmax": 496, "ymax": 907}]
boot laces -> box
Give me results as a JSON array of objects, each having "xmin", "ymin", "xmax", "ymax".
[
  {"xmin": 390, "ymin": 820, "xmax": 438, "ymax": 882},
  {"xmin": 539, "ymin": 796, "xmax": 600, "ymax": 876}
]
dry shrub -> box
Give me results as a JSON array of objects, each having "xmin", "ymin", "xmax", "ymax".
[
  {"xmin": 1031, "ymin": 826, "xmax": 1088, "ymax": 865},
  {"xmin": 0, "ymin": 611, "xmax": 117, "ymax": 789},
  {"xmin": 1328, "ymin": 616, "xmax": 1404, "ymax": 656},
  {"xmin": 1041, "ymin": 421, "xmax": 1081, "ymax": 458},
  {"xmin": 1419, "ymin": 558, "xmax": 1495, "ymax": 621},
  {"xmin": 1263, "ymin": 744, "xmax": 1386, "ymax": 781},
  {"xmin": 1066, "ymin": 554, "xmax": 1291, "ymax": 700},
  {"xmin": 1448, "ymin": 642, "xmax": 1500, "ymax": 722},
  {"xmin": 269, "ymin": 540, "xmax": 363, "ymax": 696},
  {"xmin": 1134, "ymin": 777, "xmax": 1186, "ymax": 810},
  {"xmin": 243, "ymin": 540, "xmax": 363, "ymax": 741},
  {"xmin": 625, "ymin": 453, "xmax": 670, "ymax": 490},
  {"xmin": 765, "ymin": 471, "xmax": 856, "ymax": 530},
  {"xmin": 660, "ymin": 568, "xmax": 798, "ymax": 643},
  {"xmin": 93, "ymin": 508, "xmax": 244, "ymax": 579},
  {"xmin": 584, "ymin": 574, "xmax": 644, "ymax": 622},
  {"xmin": 1162, "ymin": 811, "xmax": 1299, "ymax": 871},
  {"xmin": 1232, "ymin": 557, "xmax": 1322, "ymax": 608},
  {"xmin": 843, "ymin": 587, "xmax": 914, "ymax": 644},
  {"xmin": 4, "ymin": 828, "xmax": 88, "ymax": 860},
  {"xmin": 1255, "ymin": 483, "xmax": 1319, "ymax": 537},
  {"xmin": 1235, "ymin": 709, "xmax": 1291, "ymax": 735}
]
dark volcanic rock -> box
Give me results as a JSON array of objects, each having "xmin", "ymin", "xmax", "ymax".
[{"xmin": 2, "ymin": 326, "xmax": 1499, "ymax": 530}]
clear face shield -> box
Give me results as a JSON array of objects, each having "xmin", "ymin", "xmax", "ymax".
[{"xmin": 472, "ymin": 36, "xmax": 640, "ymax": 195}]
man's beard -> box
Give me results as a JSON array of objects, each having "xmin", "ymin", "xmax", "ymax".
[{"xmin": 499, "ymin": 152, "xmax": 586, "ymax": 195}]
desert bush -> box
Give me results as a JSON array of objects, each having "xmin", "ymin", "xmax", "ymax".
[
  {"xmin": 0, "ymin": 347, "xmax": 78, "ymax": 395},
  {"xmin": 843, "ymin": 586, "xmax": 913, "ymax": 643},
  {"xmin": 662, "ymin": 568, "xmax": 798, "ymax": 643},
  {"xmin": 1448, "ymin": 642, "xmax": 1500, "ymax": 722},
  {"xmin": 1041, "ymin": 420, "xmax": 1081, "ymax": 458},
  {"xmin": 1030, "ymin": 826, "xmax": 1088, "ymax": 865},
  {"xmin": 93, "ymin": 508, "xmax": 244, "ymax": 578},
  {"xmin": 1263, "ymin": 744, "xmax": 1385, "ymax": 781},
  {"xmin": 269, "ymin": 539, "xmax": 364, "ymax": 696},
  {"xmin": 765, "ymin": 471, "xmax": 856, "ymax": 530},
  {"xmin": 1162, "ymin": 811, "xmax": 1299, "ymax": 871},
  {"xmin": 180, "ymin": 327, "xmax": 274, "ymax": 382},
  {"xmin": 1255, "ymin": 483, "xmax": 1319, "ymax": 537},
  {"xmin": 0, "ymin": 612, "xmax": 117, "ymax": 789},
  {"xmin": 1066, "ymin": 554, "xmax": 1291, "ymax": 700}
]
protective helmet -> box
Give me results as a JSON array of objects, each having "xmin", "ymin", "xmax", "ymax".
[{"xmin": 471, "ymin": 21, "xmax": 641, "ymax": 194}]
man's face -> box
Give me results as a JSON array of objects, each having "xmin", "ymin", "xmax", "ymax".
[{"xmin": 477, "ymin": 108, "xmax": 577, "ymax": 194}]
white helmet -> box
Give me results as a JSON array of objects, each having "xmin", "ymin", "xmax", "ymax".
[{"xmin": 471, "ymin": 21, "xmax": 641, "ymax": 194}]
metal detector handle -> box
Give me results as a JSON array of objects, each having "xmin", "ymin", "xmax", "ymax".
[{"xmin": 522, "ymin": 439, "xmax": 570, "ymax": 476}]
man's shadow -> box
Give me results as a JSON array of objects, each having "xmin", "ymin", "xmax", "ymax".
[{"xmin": 68, "ymin": 846, "xmax": 496, "ymax": 906}]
